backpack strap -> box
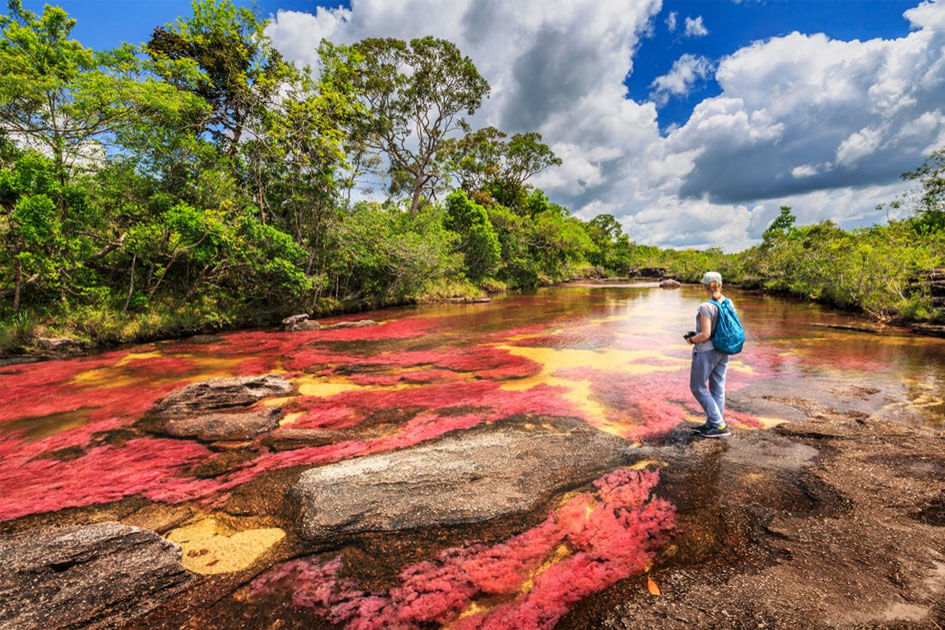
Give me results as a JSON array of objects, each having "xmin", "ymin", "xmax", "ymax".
[{"xmin": 705, "ymin": 298, "xmax": 722, "ymax": 338}]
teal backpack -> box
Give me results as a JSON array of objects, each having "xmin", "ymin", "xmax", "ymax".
[{"xmin": 709, "ymin": 297, "xmax": 745, "ymax": 354}]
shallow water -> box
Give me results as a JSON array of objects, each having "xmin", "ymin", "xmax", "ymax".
[{"xmin": 2, "ymin": 283, "xmax": 944, "ymax": 629}]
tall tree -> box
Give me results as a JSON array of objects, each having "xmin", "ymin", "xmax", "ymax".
[
  {"xmin": 902, "ymin": 147, "xmax": 945, "ymax": 234},
  {"xmin": 0, "ymin": 0, "xmax": 188, "ymax": 202},
  {"xmin": 145, "ymin": 0, "xmax": 290, "ymax": 160},
  {"xmin": 441, "ymin": 126, "xmax": 560, "ymax": 208},
  {"xmin": 324, "ymin": 37, "xmax": 490, "ymax": 214}
]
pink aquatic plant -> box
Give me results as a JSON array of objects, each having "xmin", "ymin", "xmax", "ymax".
[{"xmin": 252, "ymin": 468, "xmax": 676, "ymax": 630}]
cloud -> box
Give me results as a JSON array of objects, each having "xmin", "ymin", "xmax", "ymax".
[
  {"xmin": 666, "ymin": 11, "xmax": 677, "ymax": 33},
  {"xmin": 684, "ymin": 15, "xmax": 708, "ymax": 37},
  {"xmin": 649, "ymin": 54, "xmax": 714, "ymax": 107},
  {"xmin": 670, "ymin": 4, "xmax": 945, "ymax": 206},
  {"xmin": 263, "ymin": 0, "xmax": 945, "ymax": 250},
  {"xmin": 791, "ymin": 164, "xmax": 818, "ymax": 178}
]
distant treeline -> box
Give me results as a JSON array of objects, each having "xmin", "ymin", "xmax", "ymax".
[
  {"xmin": 0, "ymin": 0, "xmax": 942, "ymax": 352},
  {"xmin": 637, "ymin": 160, "xmax": 945, "ymax": 322}
]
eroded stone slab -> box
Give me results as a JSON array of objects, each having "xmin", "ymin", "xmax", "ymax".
[
  {"xmin": 292, "ymin": 416, "xmax": 638, "ymax": 541},
  {"xmin": 0, "ymin": 523, "xmax": 193, "ymax": 630},
  {"xmin": 153, "ymin": 375, "xmax": 293, "ymax": 416},
  {"xmin": 158, "ymin": 408, "xmax": 283, "ymax": 442},
  {"xmin": 141, "ymin": 375, "xmax": 292, "ymax": 441}
]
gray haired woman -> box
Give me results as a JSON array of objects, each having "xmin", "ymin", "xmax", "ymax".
[{"xmin": 685, "ymin": 271, "xmax": 732, "ymax": 437}]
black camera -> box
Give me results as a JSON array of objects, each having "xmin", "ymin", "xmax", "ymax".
[{"xmin": 683, "ymin": 331, "xmax": 696, "ymax": 340}]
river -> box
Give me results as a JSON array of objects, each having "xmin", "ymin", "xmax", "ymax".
[{"xmin": 1, "ymin": 282, "xmax": 943, "ymax": 629}]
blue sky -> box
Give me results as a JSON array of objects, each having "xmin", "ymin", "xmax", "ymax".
[
  {"xmin": 14, "ymin": 0, "xmax": 945, "ymax": 250},
  {"xmin": 627, "ymin": 0, "xmax": 919, "ymax": 130},
  {"xmin": 22, "ymin": 0, "xmax": 919, "ymax": 130}
]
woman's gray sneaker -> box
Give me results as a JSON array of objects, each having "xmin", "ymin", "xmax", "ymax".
[{"xmin": 696, "ymin": 424, "xmax": 731, "ymax": 438}]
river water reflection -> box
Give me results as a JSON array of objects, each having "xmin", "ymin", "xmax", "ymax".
[{"xmin": 1, "ymin": 283, "xmax": 943, "ymax": 628}]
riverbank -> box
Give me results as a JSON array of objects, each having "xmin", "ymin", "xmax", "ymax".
[
  {"xmin": 5, "ymin": 273, "xmax": 944, "ymax": 362},
  {"xmin": 0, "ymin": 277, "xmax": 493, "ymax": 359}
]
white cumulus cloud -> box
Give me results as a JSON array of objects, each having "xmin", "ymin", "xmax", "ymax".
[
  {"xmin": 684, "ymin": 15, "xmax": 708, "ymax": 37},
  {"xmin": 649, "ymin": 54, "xmax": 714, "ymax": 107},
  {"xmin": 666, "ymin": 11, "xmax": 677, "ymax": 32}
]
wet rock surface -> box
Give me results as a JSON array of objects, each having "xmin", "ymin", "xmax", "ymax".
[
  {"xmin": 140, "ymin": 375, "xmax": 291, "ymax": 441},
  {"xmin": 0, "ymin": 522, "xmax": 193, "ymax": 630},
  {"xmin": 292, "ymin": 415, "xmax": 638, "ymax": 540},
  {"xmin": 282, "ymin": 313, "xmax": 319, "ymax": 331},
  {"xmin": 152, "ymin": 375, "xmax": 293, "ymax": 416},
  {"xmin": 282, "ymin": 314, "xmax": 379, "ymax": 331},
  {"xmin": 154, "ymin": 408, "xmax": 283, "ymax": 442},
  {"xmin": 557, "ymin": 409, "xmax": 945, "ymax": 630}
]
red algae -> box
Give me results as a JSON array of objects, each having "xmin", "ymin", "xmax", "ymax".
[
  {"xmin": 251, "ymin": 469, "xmax": 676, "ymax": 630},
  {"xmin": 0, "ymin": 435, "xmax": 213, "ymax": 521}
]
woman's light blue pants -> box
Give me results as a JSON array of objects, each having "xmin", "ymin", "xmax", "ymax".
[{"xmin": 690, "ymin": 349, "xmax": 729, "ymax": 428}]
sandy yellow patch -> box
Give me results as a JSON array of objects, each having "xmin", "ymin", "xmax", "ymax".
[
  {"xmin": 296, "ymin": 375, "xmax": 369, "ymax": 398},
  {"xmin": 628, "ymin": 459, "xmax": 667, "ymax": 470},
  {"xmin": 278, "ymin": 411, "xmax": 304, "ymax": 427},
  {"xmin": 166, "ymin": 518, "xmax": 285, "ymax": 575},
  {"xmin": 72, "ymin": 353, "xmax": 245, "ymax": 389}
]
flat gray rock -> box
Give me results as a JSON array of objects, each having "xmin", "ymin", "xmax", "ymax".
[
  {"xmin": 153, "ymin": 375, "xmax": 293, "ymax": 416},
  {"xmin": 0, "ymin": 523, "xmax": 193, "ymax": 630},
  {"xmin": 157, "ymin": 408, "xmax": 283, "ymax": 441},
  {"xmin": 141, "ymin": 375, "xmax": 292, "ymax": 441},
  {"xmin": 292, "ymin": 416, "xmax": 638, "ymax": 541}
]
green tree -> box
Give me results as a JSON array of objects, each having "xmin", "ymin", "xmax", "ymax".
[
  {"xmin": 145, "ymin": 0, "xmax": 290, "ymax": 160},
  {"xmin": 441, "ymin": 126, "xmax": 560, "ymax": 208},
  {"xmin": 444, "ymin": 190, "xmax": 501, "ymax": 281},
  {"xmin": 0, "ymin": 0, "xmax": 191, "ymax": 204},
  {"xmin": 902, "ymin": 147, "xmax": 945, "ymax": 235},
  {"xmin": 762, "ymin": 206, "xmax": 796, "ymax": 243},
  {"xmin": 326, "ymin": 37, "xmax": 490, "ymax": 214}
]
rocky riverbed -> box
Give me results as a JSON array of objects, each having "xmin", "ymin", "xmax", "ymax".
[{"xmin": 0, "ymin": 285, "xmax": 942, "ymax": 629}]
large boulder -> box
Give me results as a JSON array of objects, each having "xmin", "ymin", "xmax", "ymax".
[
  {"xmin": 141, "ymin": 375, "xmax": 292, "ymax": 442},
  {"xmin": 154, "ymin": 408, "xmax": 284, "ymax": 442},
  {"xmin": 659, "ymin": 279, "xmax": 681, "ymax": 288},
  {"xmin": 292, "ymin": 416, "xmax": 639, "ymax": 541},
  {"xmin": 322, "ymin": 319, "xmax": 377, "ymax": 329},
  {"xmin": 0, "ymin": 523, "xmax": 193, "ymax": 630},
  {"xmin": 282, "ymin": 314, "xmax": 320, "ymax": 332}
]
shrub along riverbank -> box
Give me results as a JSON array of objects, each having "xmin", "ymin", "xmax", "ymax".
[{"xmin": 1, "ymin": 0, "xmax": 943, "ymax": 355}]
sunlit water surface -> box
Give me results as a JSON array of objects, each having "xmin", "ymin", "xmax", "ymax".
[{"xmin": 2, "ymin": 283, "xmax": 943, "ymax": 628}]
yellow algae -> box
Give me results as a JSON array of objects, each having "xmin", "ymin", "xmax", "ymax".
[
  {"xmin": 296, "ymin": 375, "xmax": 367, "ymax": 398},
  {"xmin": 495, "ymin": 343, "xmax": 684, "ymax": 437},
  {"xmin": 498, "ymin": 344, "xmax": 688, "ymax": 380},
  {"xmin": 279, "ymin": 411, "xmax": 304, "ymax": 427},
  {"xmin": 519, "ymin": 544, "xmax": 572, "ymax": 594},
  {"xmin": 585, "ymin": 314, "xmax": 634, "ymax": 326},
  {"xmin": 166, "ymin": 518, "xmax": 285, "ymax": 575},
  {"xmin": 115, "ymin": 350, "xmax": 164, "ymax": 365},
  {"xmin": 725, "ymin": 359, "xmax": 755, "ymax": 375},
  {"xmin": 71, "ymin": 353, "xmax": 244, "ymax": 389},
  {"xmin": 453, "ymin": 600, "xmax": 490, "ymax": 623},
  {"xmin": 754, "ymin": 415, "xmax": 789, "ymax": 429},
  {"xmin": 628, "ymin": 459, "xmax": 667, "ymax": 470}
]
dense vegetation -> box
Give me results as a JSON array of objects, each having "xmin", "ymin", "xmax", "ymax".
[
  {"xmin": 635, "ymin": 152, "xmax": 945, "ymax": 322},
  {"xmin": 1, "ymin": 0, "xmax": 942, "ymax": 353}
]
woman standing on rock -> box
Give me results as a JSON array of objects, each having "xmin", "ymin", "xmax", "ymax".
[{"xmin": 685, "ymin": 271, "xmax": 732, "ymax": 438}]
